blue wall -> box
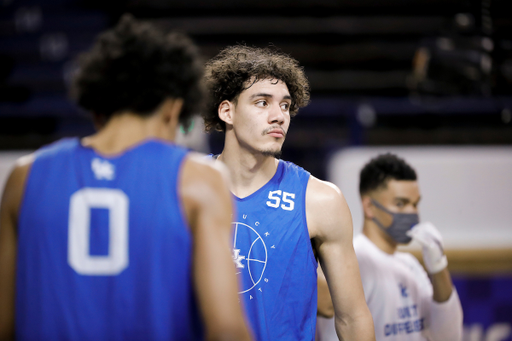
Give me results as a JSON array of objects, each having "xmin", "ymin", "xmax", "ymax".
[{"xmin": 454, "ymin": 276, "xmax": 512, "ymax": 341}]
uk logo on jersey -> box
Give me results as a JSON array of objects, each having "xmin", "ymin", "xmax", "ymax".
[
  {"xmin": 232, "ymin": 218, "xmax": 268, "ymax": 294},
  {"xmin": 399, "ymin": 283, "xmax": 409, "ymax": 298},
  {"xmin": 231, "ymin": 213, "xmax": 278, "ymax": 301},
  {"xmin": 91, "ymin": 158, "xmax": 115, "ymax": 180},
  {"xmin": 232, "ymin": 249, "xmax": 246, "ymax": 268}
]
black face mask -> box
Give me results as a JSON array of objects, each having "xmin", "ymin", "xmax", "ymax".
[{"xmin": 371, "ymin": 198, "xmax": 419, "ymax": 244}]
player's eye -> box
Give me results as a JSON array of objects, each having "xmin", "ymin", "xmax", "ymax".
[
  {"xmin": 256, "ymin": 100, "xmax": 267, "ymax": 107},
  {"xmin": 280, "ymin": 102, "xmax": 290, "ymax": 111}
]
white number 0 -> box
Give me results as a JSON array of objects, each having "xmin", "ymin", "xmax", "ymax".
[{"xmin": 68, "ymin": 188, "xmax": 129, "ymax": 275}]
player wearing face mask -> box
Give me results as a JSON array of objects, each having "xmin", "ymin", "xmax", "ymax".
[
  {"xmin": 369, "ymin": 198, "xmax": 419, "ymax": 244},
  {"xmin": 317, "ymin": 153, "xmax": 462, "ymax": 341}
]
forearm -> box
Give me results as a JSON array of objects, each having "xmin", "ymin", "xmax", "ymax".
[
  {"xmin": 430, "ymin": 268, "xmax": 453, "ymax": 302},
  {"xmin": 335, "ymin": 307, "xmax": 376, "ymax": 341},
  {"xmin": 428, "ymin": 288, "xmax": 463, "ymax": 341}
]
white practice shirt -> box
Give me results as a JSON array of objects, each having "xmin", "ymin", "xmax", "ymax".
[{"xmin": 317, "ymin": 233, "xmax": 462, "ymax": 341}]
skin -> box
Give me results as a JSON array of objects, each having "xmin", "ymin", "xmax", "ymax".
[
  {"xmin": 0, "ymin": 98, "xmax": 253, "ymax": 341},
  {"xmin": 361, "ymin": 179, "xmax": 454, "ymax": 302},
  {"xmin": 317, "ymin": 265, "xmax": 334, "ymax": 318},
  {"xmin": 217, "ymin": 78, "xmax": 375, "ymax": 341},
  {"xmin": 0, "ymin": 154, "xmax": 30, "ymax": 341}
]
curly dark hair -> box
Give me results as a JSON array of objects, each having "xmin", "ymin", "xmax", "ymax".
[
  {"xmin": 71, "ymin": 14, "xmax": 204, "ymax": 129},
  {"xmin": 359, "ymin": 153, "xmax": 417, "ymax": 195},
  {"xmin": 203, "ymin": 45, "xmax": 310, "ymax": 132}
]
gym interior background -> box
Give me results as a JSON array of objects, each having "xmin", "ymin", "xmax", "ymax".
[{"xmin": 0, "ymin": 0, "xmax": 511, "ymax": 340}]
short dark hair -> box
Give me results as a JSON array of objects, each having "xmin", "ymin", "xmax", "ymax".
[
  {"xmin": 359, "ymin": 153, "xmax": 417, "ymax": 195},
  {"xmin": 203, "ymin": 45, "xmax": 310, "ymax": 132},
  {"xmin": 71, "ymin": 14, "xmax": 204, "ymax": 129}
]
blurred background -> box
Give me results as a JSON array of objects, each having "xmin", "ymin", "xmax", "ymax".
[{"xmin": 0, "ymin": 0, "xmax": 511, "ymax": 340}]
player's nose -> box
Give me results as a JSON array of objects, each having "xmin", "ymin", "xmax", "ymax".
[{"xmin": 268, "ymin": 103, "xmax": 285, "ymax": 125}]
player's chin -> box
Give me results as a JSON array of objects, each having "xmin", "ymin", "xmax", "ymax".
[{"xmin": 260, "ymin": 148, "xmax": 282, "ymax": 158}]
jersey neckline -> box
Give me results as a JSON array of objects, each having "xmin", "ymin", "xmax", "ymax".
[{"xmin": 233, "ymin": 160, "xmax": 284, "ymax": 202}]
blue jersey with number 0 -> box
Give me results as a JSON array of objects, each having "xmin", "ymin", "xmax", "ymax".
[
  {"xmin": 16, "ymin": 138, "xmax": 202, "ymax": 341},
  {"xmin": 233, "ymin": 160, "xmax": 317, "ymax": 341}
]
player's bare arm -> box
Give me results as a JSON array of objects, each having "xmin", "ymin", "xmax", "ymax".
[
  {"xmin": 317, "ymin": 265, "xmax": 334, "ymax": 318},
  {"xmin": 430, "ymin": 268, "xmax": 453, "ymax": 302},
  {"xmin": 306, "ymin": 176, "xmax": 375, "ymax": 341},
  {"xmin": 179, "ymin": 155, "xmax": 253, "ymax": 341},
  {"xmin": 0, "ymin": 156, "xmax": 33, "ymax": 341}
]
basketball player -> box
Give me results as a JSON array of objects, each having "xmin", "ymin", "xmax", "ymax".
[
  {"xmin": 203, "ymin": 46, "xmax": 375, "ymax": 341},
  {"xmin": 317, "ymin": 153, "xmax": 463, "ymax": 341},
  {"xmin": 0, "ymin": 15, "xmax": 252, "ymax": 341}
]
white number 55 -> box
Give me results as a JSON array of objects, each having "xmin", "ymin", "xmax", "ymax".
[{"xmin": 266, "ymin": 190, "xmax": 295, "ymax": 211}]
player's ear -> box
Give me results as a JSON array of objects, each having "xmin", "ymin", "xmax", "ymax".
[
  {"xmin": 361, "ymin": 195, "xmax": 375, "ymax": 220},
  {"xmin": 161, "ymin": 98, "xmax": 184, "ymax": 126},
  {"xmin": 218, "ymin": 100, "xmax": 234, "ymax": 126}
]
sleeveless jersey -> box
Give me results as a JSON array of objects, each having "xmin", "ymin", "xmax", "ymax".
[
  {"xmin": 232, "ymin": 160, "xmax": 317, "ymax": 341},
  {"xmin": 16, "ymin": 138, "xmax": 203, "ymax": 341}
]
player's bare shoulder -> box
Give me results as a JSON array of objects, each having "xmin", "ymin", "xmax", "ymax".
[
  {"xmin": 0, "ymin": 153, "xmax": 35, "ymax": 224},
  {"xmin": 9, "ymin": 153, "xmax": 35, "ymax": 182},
  {"xmin": 306, "ymin": 175, "xmax": 343, "ymax": 202},
  {"xmin": 180, "ymin": 153, "xmax": 231, "ymax": 189},
  {"xmin": 305, "ymin": 175, "xmax": 352, "ymax": 240},
  {"xmin": 178, "ymin": 153, "xmax": 232, "ymax": 231},
  {"xmin": 3, "ymin": 153, "xmax": 35, "ymax": 197}
]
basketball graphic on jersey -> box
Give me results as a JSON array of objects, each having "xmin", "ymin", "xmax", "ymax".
[{"xmin": 232, "ymin": 222, "xmax": 268, "ymax": 294}]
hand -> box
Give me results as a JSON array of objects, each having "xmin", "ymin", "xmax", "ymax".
[{"xmin": 406, "ymin": 222, "xmax": 448, "ymax": 274}]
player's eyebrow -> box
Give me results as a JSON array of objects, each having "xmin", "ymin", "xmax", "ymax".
[
  {"xmin": 394, "ymin": 196, "xmax": 422, "ymax": 205},
  {"xmin": 250, "ymin": 93, "xmax": 292, "ymax": 101}
]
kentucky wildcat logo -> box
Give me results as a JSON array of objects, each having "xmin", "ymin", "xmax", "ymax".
[
  {"xmin": 231, "ymin": 216, "xmax": 270, "ymax": 295},
  {"xmin": 91, "ymin": 158, "xmax": 115, "ymax": 180}
]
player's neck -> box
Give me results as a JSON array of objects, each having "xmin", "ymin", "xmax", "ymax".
[
  {"xmin": 362, "ymin": 221, "xmax": 398, "ymax": 255},
  {"xmin": 82, "ymin": 112, "xmax": 176, "ymax": 155},
  {"xmin": 218, "ymin": 144, "xmax": 279, "ymax": 199}
]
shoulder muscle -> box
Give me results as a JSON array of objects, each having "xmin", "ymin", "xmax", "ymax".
[
  {"xmin": 1, "ymin": 154, "xmax": 34, "ymax": 224},
  {"xmin": 178, "ymin": 153, "xmax": 232, "ymax": 234},
  {"xmin": 306, "ymin": 175, "xmax": 352, "ymax": 243}
]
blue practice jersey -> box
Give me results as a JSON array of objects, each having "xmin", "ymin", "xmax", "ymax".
[
  {"xmin": 233, "ymin": 160, "xmax": 317, "ymax": 341},
  {"xmin": 16, "ymin": 138, "xmax": 202, "ymax": 341}
]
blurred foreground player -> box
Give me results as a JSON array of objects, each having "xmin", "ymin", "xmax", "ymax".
[
  {"xmin": 204, "ymin": 46, "xmax": 374, "ymax": 341},
  {"xmin": 0, "ymin": 15, "xmax": 252, "ymax": 341},
  {"xmin": 317, "ymin": 153, "xmax": 462, "ymax": 341}
]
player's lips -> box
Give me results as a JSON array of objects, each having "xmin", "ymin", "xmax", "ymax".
[{"xmin": 266, "ymin": 128, "xmax": 285, "ymax": 138}]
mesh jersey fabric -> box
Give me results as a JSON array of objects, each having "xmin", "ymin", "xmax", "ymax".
[{"xmin": 16, "ymin": 138, "xmax": 203, "ymax": 341}]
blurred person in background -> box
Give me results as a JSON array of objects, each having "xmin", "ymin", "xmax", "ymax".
[
  {"xmin": 203, "ymin": 45, "xmax": 375, "ymax": 341},
  {"xmin": 0, "ymin": 14, "xmax": 252, "ymax": 341},
  {"xmin": 317, "ymin": 153, "xmax": 463, "ymax": 341}
]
